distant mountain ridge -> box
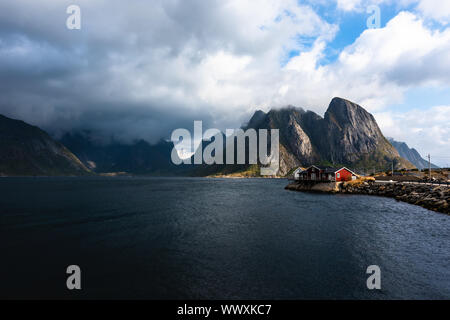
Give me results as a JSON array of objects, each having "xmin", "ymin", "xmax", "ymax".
[
  {"xmin": 0, "ymin": 97, "xmax": 416, "ymax": 177},
  {"xmin": 0, "ymin": 114, "xmax": 90, "ymax": 176},
  {"xmin": 60, "ymin": 132, "xmax": 189, "ymax": 176},
  {"xmin": 388, "ymin": 138, "xmax": 438, "ymax": 169}
]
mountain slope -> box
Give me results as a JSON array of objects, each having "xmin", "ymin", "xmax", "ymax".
[
  {"xmin": 388, "ymin": 138, "xmax": 438, "ymax": 169},
  {"xmin": 0, "ymin": 114, "xmax": 90, "ymax": 176},
  {"xmin": 321, "ymin": 98, "xmax": 410, "ymax": 168},
  {"xmin": 60, "ymin": 132, "xmax": 190, "ymax": 175},
  {"xmin": 195, "ymin": 97, "xmax": 415, "ymax": 176}
]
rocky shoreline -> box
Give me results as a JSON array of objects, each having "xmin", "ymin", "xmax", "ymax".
[{"xmin": 285, "ymin": 181, "xmax": 450, "ymax": 214}]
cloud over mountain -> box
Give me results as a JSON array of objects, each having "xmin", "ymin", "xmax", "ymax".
[{"xmin": 0, "ymin": 0, "xmax": 449, "ymax": 161}]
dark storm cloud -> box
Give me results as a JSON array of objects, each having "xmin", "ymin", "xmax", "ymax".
[
  {"xmin": 0, "ymin": 0, "xmax": 253, "ymax": 143},
  {"xmin": 0, "ymin": 0, "xmax": 343, "ymax": 144},
  {"xmin": 7, "ymin": 0, "xmax": 449, "ymax": 153}
]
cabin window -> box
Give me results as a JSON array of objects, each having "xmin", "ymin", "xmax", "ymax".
[{"xmin": 337, "ymin": 172, "xmax": 341, "ymax": 179}]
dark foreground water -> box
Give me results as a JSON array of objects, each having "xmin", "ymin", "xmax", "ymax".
[{"xmin": 0, "ymin": 177, "xmax": 449, "ymax": 299}]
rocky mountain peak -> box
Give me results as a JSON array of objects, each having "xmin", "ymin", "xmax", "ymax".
[
  {"xmin": 224, "ymin": 98, "xmax": 415, "ymax": 175},
  {"xmin": 325, "ymin": 97, "xmax": 375, "ymax": 128},
  {"xmin": 245, "ymin": 110, "xmax": 267, "ymax": 129}
]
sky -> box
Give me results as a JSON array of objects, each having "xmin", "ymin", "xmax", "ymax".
[{"xmin": 0, "ymin": 0, "xmax": 449, "ymax": 166}]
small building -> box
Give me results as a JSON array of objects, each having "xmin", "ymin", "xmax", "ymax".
[
  {"xmin": 293, "ymin": 167, "xmax": 306, "ymax": 180},
  {"xmin": 296, "ymin": 166, "xmax": 358, "ymax": 182},
  {"xmin": 334, "ymin": 167, "xmax": 358, "ymax": 182}
]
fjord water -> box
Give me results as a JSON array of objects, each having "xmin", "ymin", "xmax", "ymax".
[{"xmin": 0, "ymin": 177, "xmax": 449, "ymax": 299}]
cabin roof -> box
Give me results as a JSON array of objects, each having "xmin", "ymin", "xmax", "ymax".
[
  {"xmin": 304, "ymin": 165, "xmax": 340, "ymax": 173},
  {"xmin": 336, "ymin": 167, "xmax": 358, "ymax": 176},
  {"xmin": 320, "ymin": 167, "xmax": 341, "ymax": 173}
]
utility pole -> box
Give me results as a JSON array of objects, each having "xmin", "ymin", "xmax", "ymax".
[
  {"xmin": 428, "ymin": 154, "xmax": 431, "ymax": 181},
  {"xmin": 392, "ymin": 161, "xmax": 394, "ymax": 178}
]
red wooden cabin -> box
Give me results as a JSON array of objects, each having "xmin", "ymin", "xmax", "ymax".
[{"xmin": 297, "ymin": 166, "xmax": 358, "ymax": 182}]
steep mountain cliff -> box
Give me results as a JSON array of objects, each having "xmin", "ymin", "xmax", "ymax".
[
  {"xmin": 201, "ymin": 97, "xmax": 414, "ymax": 176},
  {"xmin": 244, "ymin": 106, "xmax": 317, "ymax": 175},
  {"xmin": 321, "ymin": 98, "xmax": 409, "ymax": 168},
  {"xmin": 0, "ymin": 114, "xmax": 90, "ymax": 176},
  {"xmin": 388, "ymin": 138, "xmax": 438, "ymax": 169}
]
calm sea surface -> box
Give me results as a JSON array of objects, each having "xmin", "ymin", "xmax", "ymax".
[{"xmin": 0, "ymin": 177, "xmax": 449, "ymax": 299}]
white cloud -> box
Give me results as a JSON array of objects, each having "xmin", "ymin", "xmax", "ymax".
[
  {"xmin": 0, "ymin": 0, "xmax": 449, "ymax": 157},
  {"xmin": 375, "ymin": 106, "xmax": 450, "ymax": 167},
  {"xmin": 322, "ymin": 11, "xmax": 450, "ymax": 108},
  {"xmin": 337, "ymin": 0, "xmax": 363, "ymax": 11},
  {"xmin": 416, "ymin": 0, "xmax": 450, "ymax": 24},
  {"xmin": 276, "ymin": 11, "xmax": 450, "ymax": 114},
  {"xmin": 336, "ymin": 0, "xmax": 450, "ymax": 24}
]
